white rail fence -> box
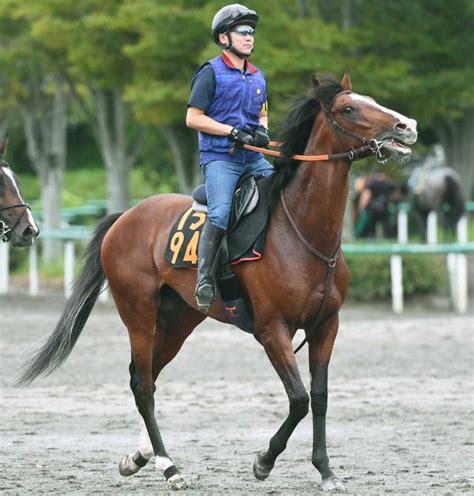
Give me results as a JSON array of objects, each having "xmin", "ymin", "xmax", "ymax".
[
  {"xmin": 0, "ymin": 230, "xmax": 109, "ymax": 303},
  {"xmin": 388, "ymin": 207, "xmax": 470, "ymax": 313},
  {"xmin": 0, "ymin": 211, "xmax": 472, "ymax": 313}
]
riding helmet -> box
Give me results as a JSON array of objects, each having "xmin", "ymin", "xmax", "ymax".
[{"xmin": 211, "ymin": 4, "xmax": 259, "ymax": 45}]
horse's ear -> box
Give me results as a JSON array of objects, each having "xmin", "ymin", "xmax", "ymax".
[
  {"xmin": 341, "ymin": 73, "xmax": 352, "ymax": 91},
  {"xmin": 0, "ymin": 134, "xmax": 8, "ymax": 157},
  {"xmin": 312, "ymin": 75, "xmax": 321, "ymax": 87}
]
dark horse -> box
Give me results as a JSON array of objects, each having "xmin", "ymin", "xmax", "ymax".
[
  {"xmin": 408, "ymin": 163, "xmax": 465, "ymax": 238},
  {"xmin": 0, "ymin": 136, "xmax": 39, "ymax": 246},
  {"xmin": 18, "ymin": 75, "xmax": 417, "ymax": 492}
]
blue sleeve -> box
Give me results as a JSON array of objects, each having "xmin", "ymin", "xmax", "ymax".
[{"xmin": 187, "ymin": 64, "xmax": 216, "ymax": 111}]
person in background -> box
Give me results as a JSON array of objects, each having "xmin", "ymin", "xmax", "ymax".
[
  {"xmin": 186, "ymin": 3, "xmax": 273, "ymax": 313},
  {"xmin": 353, "ymin": 173, "xmax": 402, "ymax": 238}
]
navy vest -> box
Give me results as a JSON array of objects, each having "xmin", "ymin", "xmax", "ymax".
[{"xmin": 198, "ymin": 54, "xmax": 267, "ymax": 165}]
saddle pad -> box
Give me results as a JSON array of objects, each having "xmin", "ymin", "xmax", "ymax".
[{"xmin": 164, "ymin": 178, "xmax": 271, "ymax": 269}]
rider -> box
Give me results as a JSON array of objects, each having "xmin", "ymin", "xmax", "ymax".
[{"xmin": 186, "ymin": 3, "xmax": 274, "ymax": 313}]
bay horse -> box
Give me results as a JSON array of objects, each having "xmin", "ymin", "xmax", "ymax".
[
  {"xmin": 0, "ymin": 136, "xmax": 39, "ymax": 246},
  {"xmin": 18, "ymin": 74, "xmax": 417, "ymax": 492}
]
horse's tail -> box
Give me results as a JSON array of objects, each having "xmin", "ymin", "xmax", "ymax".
[
  {"xmin": 16, "ymin": 213, "xmax": 122, "ymax": 386},
  {"xmin": 444, "ymin": 174, "xmax": 465, "ymax": 228}
]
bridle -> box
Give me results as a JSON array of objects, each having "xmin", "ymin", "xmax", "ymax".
[
  {"xmin": 243, "ymin": 90, "xmax": 389, "ymax": 164},
  {"xmin": 0, "ymin": 203, "xmax": 31, "ymax": 242},
  {"xmin": 320, "ymin": 90, "xmax": 389, "ymax": 164},
  {"xmin": 0, "ymin": 160, "xmax": 35, "ymax": 242}
]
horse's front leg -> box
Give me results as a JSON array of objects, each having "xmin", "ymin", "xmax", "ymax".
[
  {"xmin": 253, "ymin": 322, "xmax": 310, "ymax": 480},
  {"xmin": 308, "ymin": 313, "xmax": 345, "ymax": 492}
]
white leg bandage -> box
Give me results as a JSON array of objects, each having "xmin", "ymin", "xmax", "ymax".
[
  {"xmin": 155, "ymin": 456, "xmax": 174, "ymax": 472},
  {"xmin": 138, "ymin": 424, "xmax": 154, "ymax": 460}
]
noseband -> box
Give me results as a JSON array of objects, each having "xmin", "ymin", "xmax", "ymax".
[{"xmin": 0, "ymin": 203, "xmax": 31, "ymax": 242}]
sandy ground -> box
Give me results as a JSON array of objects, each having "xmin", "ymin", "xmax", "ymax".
[{"xmin": 0, "ymin": 293, "xmax": 473, "ymax": 495}]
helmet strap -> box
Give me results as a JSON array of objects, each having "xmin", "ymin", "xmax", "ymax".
[{"xmin": 224, "ymin": 30, "xmax": 253, "ymax": 59}]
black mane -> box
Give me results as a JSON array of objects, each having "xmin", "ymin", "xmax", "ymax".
[{"xmin": 266, "ymin": 77, "xmax": 344, "ymax": 211}]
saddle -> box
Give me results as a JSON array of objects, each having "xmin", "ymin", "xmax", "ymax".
[
  {"xmin": 192, "ymin": 172, "xmax": 260, "ymax": 232},
  {"xmin": 164, "ymin": 174, "xmax": 273, "ymax": 333}
]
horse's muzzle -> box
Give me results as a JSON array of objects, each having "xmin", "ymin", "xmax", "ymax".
[
  {"xmin": 10, "ymin": 224, "xmax": 40, "ymax": 247},
  {"xmin": 23, "ymin": 225, "xmax": 40, "ymax": 244},
  {"xmin": 393, "ymin": 120, "xmax": 418, "ymax": 145}
]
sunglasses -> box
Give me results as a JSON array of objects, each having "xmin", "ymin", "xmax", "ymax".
[{"xmin": 231, "ymin": 26, "xmax": 255, "ymax": 37}]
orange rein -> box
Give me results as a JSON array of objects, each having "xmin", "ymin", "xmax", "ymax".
[{"xmin": 243, "ymin": 141, "xmax": 331, "ymax": 162}]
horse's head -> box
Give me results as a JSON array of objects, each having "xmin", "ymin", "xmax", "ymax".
[
  {"xmin": 0, "ymin": 136, "xmax": 40, "ymax": 247},
  {"xmin": 319, "ymin": 73, "xmax": 417, "ymax": 162}
]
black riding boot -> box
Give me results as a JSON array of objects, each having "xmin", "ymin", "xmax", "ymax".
[{"xmin": 195, "ymin": 221, "xmax": 226, "ymax": 313}]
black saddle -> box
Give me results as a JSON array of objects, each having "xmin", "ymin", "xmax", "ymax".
[{"xmin": 191, "ymin": 172, "xmax": 260, "ymax": 232}]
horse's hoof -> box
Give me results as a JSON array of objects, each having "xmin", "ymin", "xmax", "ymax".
[
  {"xmin": 167, "ymin": 473, "xmax": 188, "ymax": 490},
  {"xmin": 118, "ymin": 454, "xmax": 141, "ymax": 477},
  {"xmin": 321, "ymin": 476, "xmax": 346, "ymax": 492},
  {"xmin": 253, "ymin": 451, "xmax": 274, "ymax": 481}
]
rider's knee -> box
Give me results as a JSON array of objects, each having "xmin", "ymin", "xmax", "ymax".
[{"xmin": 207, "ymin": 204, "xmax": 231, "ymax": 230}]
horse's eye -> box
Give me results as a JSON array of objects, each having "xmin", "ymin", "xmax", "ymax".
[{"xmin": 343, "ymin": 106, "xmax": 355, "ymax": 114}]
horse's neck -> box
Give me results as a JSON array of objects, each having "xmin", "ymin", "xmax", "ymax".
[{"xmin": 285, "ymin": 123, "xmax": 350, "ymax": 256}]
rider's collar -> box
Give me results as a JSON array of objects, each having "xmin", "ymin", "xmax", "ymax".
[{"xmin": 221, "ymin": 52, "xmax": 257, "ymax": 74}]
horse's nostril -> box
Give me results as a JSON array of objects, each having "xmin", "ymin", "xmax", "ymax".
[
  {"xmin": 23, "ymin": 226, "xmax": 38, "ymax": 239},
  {"xmin": 394, "ymin": 121, "xmax": 407, "ymax": 131}
]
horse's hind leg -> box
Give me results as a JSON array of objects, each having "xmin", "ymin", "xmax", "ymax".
[
  {"xmin": 118, "ymin": 359, "xmax": 156, "ymax": 476},
  {"xmin": 253, "ymin": 322, "xmax": 310, "ymax": 480},
  {"xmin": 118, "ymin": 287, "xmax": 204, "ymax": 489}
]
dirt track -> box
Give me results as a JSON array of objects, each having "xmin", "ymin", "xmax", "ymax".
[{"xmin": 1, "ymin": 293, "xmax": 473, "ymax": 495}]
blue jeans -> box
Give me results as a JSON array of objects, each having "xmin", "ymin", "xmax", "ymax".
[{"xmin": 202, "ymin": 156, "xmax": 274, "ymax": 229}]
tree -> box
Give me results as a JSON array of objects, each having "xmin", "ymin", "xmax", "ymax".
[
  {"xmin": 0, "ymin": 4, "xmax": 68, "ymax": 261},
  {"xmin": 354, "ymin": 0, "xmax": 474, "ymax": 198},
  {"xmin": 121, "ymin": 0, "xmax": 209, "ymax": 193},
  {"xmin": 20, "ymin": 78, "xmax": 68, "ymax": 262},
  {"xmin": 28, "ymin": 0, "xmax": 145, "ymax": 213}
]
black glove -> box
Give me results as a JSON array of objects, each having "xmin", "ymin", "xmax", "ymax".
[
  {"xmin": 253, "ymin": 125, "xmax": 270, "ymax": 147},
  {"xmin": 229, "ymin": 127, "xmax": 254, "ymax": 146}
]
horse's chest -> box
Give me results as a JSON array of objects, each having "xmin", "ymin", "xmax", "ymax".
[
  {"xmin": 278, "ymin": 257, "xmax": 348, "ymax": 325},
  {"xmin": 302, "ymin": 276, "xmax": 345, "ymax": 322},
  {"xmin": 240, "ymin": 230, "xmax": 349, "ymax": 326}
]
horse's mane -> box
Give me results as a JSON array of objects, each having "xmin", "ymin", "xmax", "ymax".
[{"xmin": 266, "ymin": 76, "xmax": 344, "ymax": 212}]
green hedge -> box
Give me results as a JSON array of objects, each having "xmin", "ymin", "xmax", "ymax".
[{"xmin": 345, "ymin": 253, "xmax": 447, "ymax": 301}]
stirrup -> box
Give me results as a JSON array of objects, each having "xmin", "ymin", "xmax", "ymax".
[{"xmin": 195, "ymin": 277, "xmax": 216, "ymax": 313}]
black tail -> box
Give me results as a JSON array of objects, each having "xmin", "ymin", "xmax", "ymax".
[
  {"xmin": 17, "ymin": 213, "xmax": 122, "ymax": 385},
  {"xmin": 443, "ymin": 174, "xmax": 465, "ymax": 230}
]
